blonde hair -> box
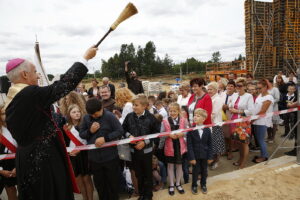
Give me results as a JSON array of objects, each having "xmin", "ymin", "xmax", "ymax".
[
  {"xmin": 115, "ymin": 88, "xmax": 135, "ymax": 108},
  {"xmin": 207, "ymin": 81, "xmax": 218, "ymax": 91},
  {"xmin": 66, "ymin": 104, "xmax": 83, "ymax": 130},
  {"xmin": 194, "ymin": 108, "xmax": 208, "ymax": 119},
  {"xmin": 168, "ymin": 102, "xmax": 180, "ymax": 112},
  {"xmin": 218, "ymin": 78, "xmax": 228, "ymax": 88},
  {"xmin": 179, "ymin": 82, "xmax": 190, "ymax": 91},
  {"xmin": 132, "ymin": 96, "xmax": 149, "ymax": 106},
  {"xmin": 236, "ymin": 77, "xmax": 247, "ymax": 86},
  {"xmin": 59, "ymin": 91, "xmax": 87, "ymax": 116}
]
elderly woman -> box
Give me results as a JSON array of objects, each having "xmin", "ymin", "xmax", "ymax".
[
  {"xmin": 218, "ymin": 78, "xmax": 228, "ymax": 99},
  {"xmin": 228, "ymin": 78, "xmax": 254, "ymax": 169},
  {"xmin": 252, "ymin": 79, "xmax": 274, "ymax": 163},
  {"xmin": 177, "ymin": 82, "xmax": 191, "ymax": 108},
  {"xmin": 207, "ymin": 82, "xmax": 226, "ymax": 169},
  {"xmin": 187, "ymin": 78, "xmax": 212, "ymax": 125}
]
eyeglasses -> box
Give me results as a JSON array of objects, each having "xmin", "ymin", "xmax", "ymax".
[
  {"xmin": 236, "ymin": 84, "xmax": 243, "ymax": 88},
  {"xmin": 257, "ymin": 87, "xmax": 262, "ymax": 90}
]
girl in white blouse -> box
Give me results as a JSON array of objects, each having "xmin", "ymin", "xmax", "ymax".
[{"xmin": 228, "ymin": 78, "xmax": 254, "ymax": 169}]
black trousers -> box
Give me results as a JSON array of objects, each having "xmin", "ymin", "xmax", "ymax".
[
  {"xmin": 132, "ymin": 152, "xmax": 153, "ymax": 198},
  {"xmin": 192, "ymin": 159, "xmax": 208, "ymax": 187},
  {"xmin": 90, "ymin": 159, "xmax": 120, "ymax": 200},
  {"xmin": 283, "ymin": 112, "xmax": 297, "ymax": 136}
]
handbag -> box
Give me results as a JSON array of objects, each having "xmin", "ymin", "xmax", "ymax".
[
  {"xmin": 117, "ymin": 142, "xmax": 132, "ymax": 161},
  {"xmin": 222, "ymin": 110, "xmax": 228, "ymax": 121}
]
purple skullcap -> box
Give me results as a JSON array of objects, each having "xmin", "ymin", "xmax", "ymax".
[{"xmin": 6, "ymin": 58, "xmax": 25, "ymax": 73}]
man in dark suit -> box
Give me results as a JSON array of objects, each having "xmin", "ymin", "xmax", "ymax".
[
  {"xmin": 187, "ymin": 108, "xmax": 213, "ymax": 195},
  {"xmin": 102, "ymin": 77, "xmax": 115, "ymax": 99},
  {"xmin": 4, "ymin": 47, "xmax": 98, "ymax": 200},
  {"xmin": 124, "ymin": 61, "xmax": 144, "ymax": 95}
]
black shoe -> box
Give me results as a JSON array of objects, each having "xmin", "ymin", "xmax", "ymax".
[
  {"xmin": 168, "ymin": 186, "xmax": 175, "ymax": 196},
  {"xmin": 285, "ymin": 149, "xmax": 296, "ymax": 156},
  {"xmin": 201, "ymin": 185, "xmax": 208, "ymax": 194},
  {"xmin": 191, "ymin": 186, "xmax": 198, "ymax": 195},
  {"xmin": 143, "ymin": 197, "xmax": 152, "ymax": 200},
  {"xmin": 175, "ymin": 184, "xmax": 185, "ymax": 194}
]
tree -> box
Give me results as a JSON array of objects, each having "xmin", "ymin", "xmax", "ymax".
[
  {"xmin": 211, "ymin": 51, "xmax": 222, "ymax": 63},
  {"xmin": 238, "ymin": 54, "xmax": 243, "ymax": 61}
]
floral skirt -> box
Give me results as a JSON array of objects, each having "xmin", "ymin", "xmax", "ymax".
[{"xmin": 231, "ymin": 121, "xmax": 251, "ymax": 143}]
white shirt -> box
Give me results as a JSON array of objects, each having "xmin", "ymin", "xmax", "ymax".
[
  {"xmin": 211, "ymin": 94, "xmax": 223, "ymax": 123},
  {"xmin": 268, "ymin": 87, "xmax": 280, "ymax": 112},
  {"xmin": 198, "ymin": 129, "xmax": 203, "ymax": 139},
  {"xmin": 119, "ymin": 102, "xmax": 133, "ymax": 124},
  {"xmin": 158, "ymin": 107, "xmax": 168, "ymax": 119},
  {"xmin": 253, "ymin": 94, "xmax": 274, "ymax": 127},
  {"xmin": 229, "ymin": 93, "xmax": 254, "ymax": 117},
  {"xmin": 177, "ymin": 93, "xmax": 191, "ymax": 108}
]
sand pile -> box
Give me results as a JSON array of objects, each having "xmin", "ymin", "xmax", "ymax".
[{"xmin": 145, "ymin": 156, "xmax": 300, "ymax": 200}]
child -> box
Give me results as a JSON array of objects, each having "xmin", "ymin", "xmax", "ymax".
[
  {"xmin": 152, "ymin": 155, "xmax": 166, "ymax": 192},
  {"xmin": 122, "ymin": 96, "xmax": 160, "ymax": 200},
  {"xmin": 63, "ymin": 104, "xmax": 94, "ymax": 200},
  {"xmin": 279, "ymin": 84, "xmax": 298, "ymax": 138},
  {"xmin": 0, "ymin": 106, "xmax": 18, "ymax": 200},
  {"xmin": 161, "ymin": 103, "xmax": 188, "ymax": 196},
  {"xmin": 187, "ymin": 108, "xmax": 213, "ymax": 195},
  {"xmin": 154, "ymin": 100, "xmax": 168, "ymax": 119},
  {"xmin": 80, "ymin": 98, "xmax": 123, "ymax": 200},
  {"xmin": 148, "ymin": 96, "xmax": 157, "ymax": 114}
]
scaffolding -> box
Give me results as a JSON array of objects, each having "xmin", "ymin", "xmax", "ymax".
[{"xmin": 245, "ymin": 0, "xmax": 300, "ymax": 78}]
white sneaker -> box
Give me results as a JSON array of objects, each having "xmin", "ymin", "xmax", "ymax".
[{"xmin": 210, "ymin": 162, "xmax": 218, "ymax": 170}]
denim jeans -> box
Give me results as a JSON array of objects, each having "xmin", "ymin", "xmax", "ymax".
[{"xmin": 253, "ymin": 125, "xmax": 269, "ymax": 158}]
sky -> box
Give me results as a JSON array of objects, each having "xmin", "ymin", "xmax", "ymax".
[{"xmin": 0, "ymin": 0, "xmax": 273, "ymax": 76}]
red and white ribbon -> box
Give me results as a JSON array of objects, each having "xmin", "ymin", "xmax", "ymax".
[
  {"xmin": 0, "ymin": 107, "xmax": 298, "ymax": 161},
  {"xmin": 0, "ymin": 127, "xmax": 17, "ymax": 153}
]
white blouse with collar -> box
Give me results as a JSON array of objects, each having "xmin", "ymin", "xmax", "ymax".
[{"xmin": 229, "ymin": 92, "xmax": 254, "ymax": 117}]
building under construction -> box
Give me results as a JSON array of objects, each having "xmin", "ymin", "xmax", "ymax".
[{"xmin": 245, "ymin": 0, "xmax": 300, "ymax": 78}]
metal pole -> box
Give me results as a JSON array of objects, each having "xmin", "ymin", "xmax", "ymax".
[
  {"xmin": 265, "ymin": 119, "xmax": 300, "ymax": 165},
  {"xmin": 297, "ymin": 67, "xmax": 300, "ymax": 164}
]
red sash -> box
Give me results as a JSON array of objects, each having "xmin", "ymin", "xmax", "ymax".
[
  {"xmin": 0, "ymin": 129, "xmax": 17, "ymax": 153},
  {"xmin": 63, "ymin": 125, "xmax": 85, "ymax": 146},
  {"xmin": 44, "ymin": 111, "xmax": 80, "ymax": 194}
]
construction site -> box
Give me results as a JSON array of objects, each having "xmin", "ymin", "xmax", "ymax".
[{"xmin": 207, "ymin": 0, "xmax": 300, "ymax": 80}]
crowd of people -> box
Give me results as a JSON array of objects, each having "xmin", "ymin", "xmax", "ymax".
[{"xmin": 0, "ymin": 58, "xmax": 298, "ymax": 200}]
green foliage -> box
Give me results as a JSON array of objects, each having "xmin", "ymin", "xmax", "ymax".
[
  {"xmin": 101, "ymin": 41, "xmax": 207, "ymax": 78},
  {"xmin": 210, "ymin": 51, "xmax": 222, "ymax": 63}
]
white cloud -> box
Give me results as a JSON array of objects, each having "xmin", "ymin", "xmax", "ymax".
[{"xmin": 0, "ymin": 0, "xmax": 248, "ymax": 75}]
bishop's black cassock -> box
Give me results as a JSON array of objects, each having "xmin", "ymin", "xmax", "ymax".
[{"xmin": 5, "ymin": 62, "xmax": 88, "ymax": 200}]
